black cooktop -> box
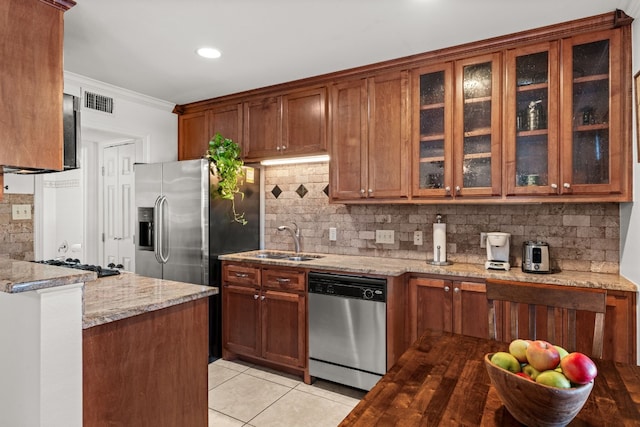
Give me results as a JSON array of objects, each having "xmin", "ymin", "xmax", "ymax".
[{"xmin": 34, "ymin": 258, "xmax": 121, "ymax": 278}]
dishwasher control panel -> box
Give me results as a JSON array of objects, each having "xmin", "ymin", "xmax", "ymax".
[{"xmin": 308, "ymin": 272, "xmax": 386, "ymax": 302}]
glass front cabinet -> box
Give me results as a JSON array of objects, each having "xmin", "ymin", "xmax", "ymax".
[
  {"xmin": 505, "ymin": 29, "xmax": 626, "ymax": 198},
  {"xmin": 413, "ymin": 54, "xmax": 501, "ymax": 199}
]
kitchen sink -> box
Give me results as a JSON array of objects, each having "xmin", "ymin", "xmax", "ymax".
[{"xmin": 253, "ymin": 251, "xmax": 323, "ymax": 261}]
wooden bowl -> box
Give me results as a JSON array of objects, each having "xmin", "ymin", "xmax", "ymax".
[{"xmin": 484, "ymin": 353, "xmax": 593, "ymax": 427}]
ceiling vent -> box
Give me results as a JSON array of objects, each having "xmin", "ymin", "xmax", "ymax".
[{"xmin": 84, "ymin": 91, "xmax": 114, "ymax": 114}]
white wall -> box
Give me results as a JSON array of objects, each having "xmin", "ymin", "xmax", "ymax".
[
  {"xmin": 35, "ymin": 72, "xmax": 178, "ymax": 264},
  {"xmin": 619, "ymin": 2, "xmax": 640, "ymax": 363}
]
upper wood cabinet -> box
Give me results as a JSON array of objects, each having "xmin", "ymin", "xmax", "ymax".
[
  {"xmin": 177, "ymin": 103, "xmax": 242, "ymax": 160},
  {"xmin": 412, "ymin": 54, "xmax": 501, "ymax": 200},
  {"xmin": 504, "ymin": 29, "xmax": 630, "ymax": 200},
  {"xmin": 330, "ymin": 70, "xmax": 410, "ymax": 201},
  {"xmin": 243, "ymin": 87, "xmax": 327, "ymax": 161},
  {"xmin": 0, "ymin": 0, "xmax": 74, "ymax": 173}
]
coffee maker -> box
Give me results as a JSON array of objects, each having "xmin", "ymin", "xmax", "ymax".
[{"xmin": 485, "ymin": 232, "xmax": 511, "ymax": 271}]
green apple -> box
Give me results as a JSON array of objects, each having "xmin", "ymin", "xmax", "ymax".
[
  {"xmin": 554, "ymin": 345, "xmax": 569, "ymax": 360},
  {"xmin": 508, "ymin": 339, "xmax": 531, "ymax": 363},
  {"xmin": 491, "ymin": 352, "xmax": 521, "ymax": 373},
  {"xmin": 522, "ymin": 364, "xmax": 541, "ymax": 380},
  {"xmin": 536, "ymin": 370, "xmax": 571, "ymax": 388}
]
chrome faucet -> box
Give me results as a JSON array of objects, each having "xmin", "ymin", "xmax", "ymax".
[{"xmin": 277, "ymin": 223, "xmax": 301, "ymax": 253}]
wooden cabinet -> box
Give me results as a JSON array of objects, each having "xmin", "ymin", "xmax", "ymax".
[
  {"xmin": 408, "ymin": 276, "xmax": 488, "ymax": 344},
  {"xmin": 222, "ymin": 262, "xmax": 307, "ymax": 375},
  {"xmin": 177, "ymin": 103, "xmax": 242, "ymax": 160},
  {"xmin": 243, "ymin": 87, "xmax": 327, "ymax": 160},
  {"xmin": 559, "ymin": 29, "xmax": 627, "ymax": 198},
  {"xmin": 412, "ymin": 54, "xmax": 501, "ymax": 199},
  {"xmin": 505, "ymin": 29, "xmax": 630, "ymax": 200},
  {"xmin": 330, "ymin": 70, "xmax": 410, "ymax": 201},
  {"xmin": 0, "ymin": 0, "xmax": 74, "ymax": 176}
]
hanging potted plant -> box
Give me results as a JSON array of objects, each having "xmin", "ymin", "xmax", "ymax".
[{"xmin": 206, "ymin": 133, "xmax": 247, "ymax": 225}]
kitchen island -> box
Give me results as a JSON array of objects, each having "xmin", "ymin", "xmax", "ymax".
[{"xmin": 0, "ymin": 259, "xmax": 216, "ymax": 427}]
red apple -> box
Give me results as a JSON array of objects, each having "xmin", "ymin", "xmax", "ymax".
[
  {"xmin": 525, "ymin": 340, "xmax": 560, "ymax": 372},
  {"xmin": 560, "ymin": 352, "xmax": 598, "ymax": 384},
  {"xmin": 516, "ymin": 372, "xmax": 533, "ymax": 381}
]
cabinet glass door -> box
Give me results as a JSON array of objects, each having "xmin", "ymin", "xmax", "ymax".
[
  {"xmin": 454, "ymin": 54, "xmax": 501, "ymax": 197},
  {"xmin": 561, "ymin": 30, "xmax": 622, "ymax": 195},
  {"xmin": 412, "ymin": 64, "xmax": 452, "ymax": 197},
  {"xmin": 505, "ymin": 42, "xmax": 559, "ymax": 196}
]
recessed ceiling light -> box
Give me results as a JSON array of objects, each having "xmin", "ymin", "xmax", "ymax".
[{"xmin": 196, "ymin": 47, "xmax": 221, "ymax": 59}]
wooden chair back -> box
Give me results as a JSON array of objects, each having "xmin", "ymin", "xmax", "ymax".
[{"xmin": 486, "ymin": 278, "xmax": 607, "ymax": 358}]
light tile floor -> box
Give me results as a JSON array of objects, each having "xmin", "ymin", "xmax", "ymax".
[{"xmin": 208, "ymin": 359, "xmax": 366, "ymax": 427}]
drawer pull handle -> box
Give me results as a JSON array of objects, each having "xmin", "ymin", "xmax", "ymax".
[
  {"xmin": 235, "ymin": 273, "xmax": 249, "ymax": 278},
  {"xmin": 276, "ymin": 278, "xmax": 291, "ymax": 284}
]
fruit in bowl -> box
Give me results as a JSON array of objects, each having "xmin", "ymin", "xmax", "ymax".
[{"xmin": 485, "ymin": 339, "xmax": 596, "ymax": 426}]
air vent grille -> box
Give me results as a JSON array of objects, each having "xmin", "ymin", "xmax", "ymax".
[{"xmin": 84, "ymin": 91, "xmax": 114, "ymax": 114}]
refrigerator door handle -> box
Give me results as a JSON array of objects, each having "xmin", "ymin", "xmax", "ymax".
[
  {"xmin": 158, "ymin": 195, "xmax": 170, "ymax": 264},
  {"xmin": 153, "ymin": 196, "xmax": 163, "ymax": 264}
]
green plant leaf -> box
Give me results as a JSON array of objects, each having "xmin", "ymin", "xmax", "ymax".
[{"xmin": 206, "ymin": 133, "xmax": 247, "ymax": 224}]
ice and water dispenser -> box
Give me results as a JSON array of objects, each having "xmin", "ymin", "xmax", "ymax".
[{"xmin": 137, "ymin": 207, "xmax": 154, "ymax": 251}]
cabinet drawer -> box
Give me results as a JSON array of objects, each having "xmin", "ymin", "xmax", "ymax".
[
  {"xmin": 223, "ymin": 264, "xmax": 261, "ymax": 287},
  {"xmin": 262, "ymin": 268, "xmax": 306, "ymax": 292}
]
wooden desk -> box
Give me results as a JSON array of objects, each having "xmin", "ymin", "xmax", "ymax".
[{"xmin": 340, "ymin": 330, "xmax": 640, "ymax": 426}]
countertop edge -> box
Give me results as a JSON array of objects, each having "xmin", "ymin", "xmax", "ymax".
[
  {"xmin": 82, "ymin": 287, "xmax": 217, "ymax": 329},
  {"xmin": 219, "ymin": 251, "xmax": 638, "ymax": 293}
]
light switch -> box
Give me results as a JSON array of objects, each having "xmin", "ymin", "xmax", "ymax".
[
  {"xmin": 12, "ymin": 204, "xmax": 31, "ymax": 220},
  {"xmin": 376, "ymin": 230, "xmax": 394, "ymax": 244}
]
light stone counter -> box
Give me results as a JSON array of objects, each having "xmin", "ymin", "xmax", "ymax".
[
  {"xmin": 220, "ymin": 250, "xmax": 637, "ymax": 292},
  {"xmin": 83, "ymin": 272, "xmax": 217, "ymax": 328},
  {"xmin": 0, "ymin": 258, "xmax": 95, "ymax": 293}
]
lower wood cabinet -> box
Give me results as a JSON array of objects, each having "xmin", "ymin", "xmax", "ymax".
[
  {"xmin": 222, "ymin": 262, "xmax": 308, "ymax": 379},
  {"xmin": 408, "ymin": 276, "xmax": 488, "ymax": 344}
]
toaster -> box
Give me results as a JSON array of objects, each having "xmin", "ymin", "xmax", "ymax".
[{"xmin": 522, "ymin": 241, "xmax": 550, "ymax": 273}]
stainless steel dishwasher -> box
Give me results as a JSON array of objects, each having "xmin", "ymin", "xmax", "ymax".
[{"xmin": 308, "ymin": 271, "xmax": 386, "ymax": 391}]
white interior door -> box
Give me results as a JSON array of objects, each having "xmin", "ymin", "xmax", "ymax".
[{"xmin": 103, "ymin": 143, "xmax": 136, "ymax": 271}]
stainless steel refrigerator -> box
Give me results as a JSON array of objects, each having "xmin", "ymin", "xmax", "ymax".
[{"xmin": 134, "ymin": 159, "xmax": 260, "ymax": 359}]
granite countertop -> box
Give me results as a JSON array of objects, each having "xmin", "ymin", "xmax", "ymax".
[
  {"xmin": 0, "ymin": 258, "xmax": 96, "ymax": 293},
  {"xmin": 219, "ymin": 250, "xmax": 637, "ymax": 292},
  {"xmin": 83, "ymin": 272, "xmax": 218, "ymax": 328}
]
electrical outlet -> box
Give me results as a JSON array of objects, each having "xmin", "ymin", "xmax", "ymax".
[
  {"xmin": 413, "ymin": 231, "xmax": 423, "ymax": 246},
  {"xmin": 12, "ymin": 204, "xmax": 31, "ymax": 220},
  {"xmin": 480, "ymin": 232, "xmax": 488, "ymax": 248},
  {"xmin": 376, "ymin": 230, "xmax": 395, "ymax": 244},
  {"xmin": 329, "ymin": 227, "xmax": 337, "ymax": 241}
]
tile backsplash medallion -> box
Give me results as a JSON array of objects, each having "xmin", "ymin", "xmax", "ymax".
[
  {"xmin": 264, "ymin": 162, "xmax": 619, "ymax": 274},
  {"xmin": 0, "ymin": 194, "xmax": 34, "ymax": 260}
]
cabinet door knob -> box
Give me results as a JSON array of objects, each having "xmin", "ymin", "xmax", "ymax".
[
  {"xmin": 454, "ymin": 287, "xmax": 460, "ymax": 293},
  {"xmin": 368, "ymin": 189, "xmax": 373, "ymax": 195},
  {"xmin": 260, "ymin": 295, "xmax": 266, "ymax": 301},
  {"xmin": 360, "ymin": 189, "xmax": 366, "ymax": 196},
  {"xmin": 563, "ymin": 183, "xmax": 571, "ymax": 189},
  {"xmin": 445, "ymin": 186, "xmax": 451, "ymax": 193},
  {"xmin": 276, "ymin": 146, "xmax": 281, "ymax": 151},
  {"xmin": 444, "ymin": 286, "xmax": 450, "ymax": 292},
  {"xmin": 455, "ymin": 186, "xmax": 461, "ymax": 194},
  {"xmin": 254, "ymin": 294, "xmax": 259, "ymax": 299},
  {"xmin": 550, "ymin": 183, "xmax": 558, "ymax": 189},
  {"xmin": 282, "ymin": 145, "xmax": 286, "ymax": 150}
]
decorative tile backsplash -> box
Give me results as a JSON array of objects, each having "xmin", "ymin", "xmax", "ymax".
[
  {"xmin": 264, "ymin": 162, "xmax": 620, "ymax": 274},
  {"xmin": 0, "ymin": 194, "xmax": 34, "ymax": 261}
]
